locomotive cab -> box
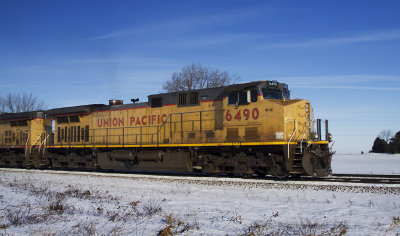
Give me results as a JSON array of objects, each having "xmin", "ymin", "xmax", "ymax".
[
  {"xmin": 261, "ymin": 80, "xmax": 290, "ymax": 101},
  {"xmin": 223, "ymin": 80, "xmax": 332, "ymax": 177},
  {"xmin": 225, "ymin": 80, "xmax": 289, "ymax": 104}
]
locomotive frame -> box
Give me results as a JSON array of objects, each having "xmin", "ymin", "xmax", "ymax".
[{"xmin": 0, "ymin": 80, "xmax": 333, "ymax": 177}]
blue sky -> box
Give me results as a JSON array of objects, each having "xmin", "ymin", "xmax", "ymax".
[{"xmin": 1, "ymin": 0, "xmax": 399, "ymax": 154}]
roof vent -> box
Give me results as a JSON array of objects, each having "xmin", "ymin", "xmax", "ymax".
[{"xmin": 109, "ymin": 100, "xmax": 123, "ymax": 106}]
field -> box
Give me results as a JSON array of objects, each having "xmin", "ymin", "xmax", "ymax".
[{"xmin": 1, "ymin": 153, "xmax": 400, "ymax": 235}]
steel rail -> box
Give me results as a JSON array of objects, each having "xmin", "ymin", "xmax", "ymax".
[
  {"xmin": 300, "ymin": 174, "xmax": 400, "ymax": 184},
  {"xmin": 1, "ymin": 167, "xmax": 400, "ymax": 185}
]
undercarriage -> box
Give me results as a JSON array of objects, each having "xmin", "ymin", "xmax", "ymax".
[{"xmin": 0, "ymin": 144, "xmax": 332, "ymax": 178}]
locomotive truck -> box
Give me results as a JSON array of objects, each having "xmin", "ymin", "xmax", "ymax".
[{"xmin": 0, "ymin": 80, "xmax": 333, "ymax": 177}]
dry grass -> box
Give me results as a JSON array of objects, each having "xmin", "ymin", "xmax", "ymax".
[
  {"xmin": 386, "ymin": 216, "xmax": 400, "ymax": 233},
  {"xmin": 158, "ymin": 213, "xmax": 199, "ymax": 236},
  {"xmin": 1, "ymin": 170, "xmax": 399, "ymax": 235},
  {"xmin": 242, "ymin": 213, "xmax": 347, "ymax": 236}
]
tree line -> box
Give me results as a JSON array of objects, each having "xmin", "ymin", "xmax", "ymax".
[
  {"xmin": 371, "ymin": 129, "xmax": 400, "ymax": 154},
  {"xmin": 162, "ymin": 63, "xmax": 238, "ymax": 92},
  {"xmin": 0, "ymin": 93, "xmax": 46, "ymax": 113}
]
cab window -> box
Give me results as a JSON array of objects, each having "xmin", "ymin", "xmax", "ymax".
[
  {"xmin": 227, "ymin": 93, "xmax": 238, "ymax": 105},
  {"xmin": 228, "ymin": 91, "xmax": 252, "ymax": 105},
  {"xmin": 262, "ymin": 88, "xmax": 283, "ymax": 100},
  {"xmin": 250, "ymin": 90, "xmax": 258, "ymax": 102},
  {"xmin": 238, "ymin": 91, "xmax": 248, "ymax": 105}
]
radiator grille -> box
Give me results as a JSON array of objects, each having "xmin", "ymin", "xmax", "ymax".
[
  {"xmin": 227, "ymin": 128, "xmax": 239, "ymax": 141},
  {"xmin": 245, "ymin": 127, "xmax": 259, "ymax": 141},
  {"xmin": 206, "ymin": 131, "xmax": 215, "ymax": 138}
]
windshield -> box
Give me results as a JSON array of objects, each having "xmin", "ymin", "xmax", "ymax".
[{"xmin": 262, "ymin": 89, "xmax": 283, "ymax": 100}]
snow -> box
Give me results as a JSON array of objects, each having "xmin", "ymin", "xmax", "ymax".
[
  {"xmin": 0, "ymin": 153, "xmax": 400, "ymax": 235},
  {"xmin": 332, "ymin": 153, "xmax": 400, "ymax": 175}
]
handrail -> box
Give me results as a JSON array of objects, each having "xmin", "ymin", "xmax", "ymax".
[
  {"xmin": 287, "ymin": 119, "xmax": 297, "ymax": 160},
  {"xmin": 299, "ymin": 127, "xmax": 308, "ymax": 154},
  {"xmin": 24, "ymin": 132, "xmax": 30, "ymax": 156},
  {"xmin": 38, "ymin": 134, "xmax": 49, "ymax": 154},
  {"xmin": 59, "ymin": 109, "xmax": 218, "ymax": 147},
  {"xmin": 29, "ymin": 135, "xmax": 42, "ymax": 153},
  {"xmin": 307, "ymin": 119, "xmax": 316, "ymax": 148},
  {"xmin": 155, "ymin": 113, "xmax": 171, "ymax": 146},
  {"xmin": 329, "ymin": 141, "xmax": 335, "ymax": 151}
]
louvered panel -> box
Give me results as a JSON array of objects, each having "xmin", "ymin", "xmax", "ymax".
[
  {"xmin": 227, "ymin": 128, "xmax": 239, "ymax": 142},
  {"xmin": 245, "ymin": 127, "xmax": 259, "ymax": 141}
]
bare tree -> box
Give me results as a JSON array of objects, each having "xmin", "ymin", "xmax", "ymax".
[
  {"xmin": 0, "ymin": 98, "xmax": 6, "ymax": 113},
  {"xmin": 379, "ymin": 129, "xmax": 394, "ymax": 143},
  {"xmin": 163, "ymin": 64, "xmax": 239, "ymax": 92},
  {"xmin": 0, "ymin": 92, "xmax": 46, "ymax": 113}
]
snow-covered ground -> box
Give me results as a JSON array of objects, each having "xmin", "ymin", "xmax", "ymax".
[
  {"xmin": 332, "ymin": 153, "xmax": 400, "ymax": 175},
  {"xmin": 0, "ymin": 154, "xmax": 399, "ymax": 235}
]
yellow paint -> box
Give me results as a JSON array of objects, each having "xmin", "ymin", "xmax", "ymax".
[
  {"xmin": 50, "ymin": 141, "xmax": 302, "ymax": 149},
  {"xmin": 51, "ymin": 94, "xmax": 319, "ymax": 148},
  {"xmin": 0, "ymin": 118, "xmax": 50, "ymax": 147},
  {"xmin": 1, "ymin": 84, "xmax": 329, "ymax": 149}
]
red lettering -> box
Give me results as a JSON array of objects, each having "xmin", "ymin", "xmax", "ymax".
[
  {"xmin": 142, "ymin": 116, "xmax": 147, "ymax": 125},
  {"xmin": 97, "ymin": 119, "xmax": 102, "ymax": 127},
  {"xmin": 130, "ymin": 117, "xmax": 135, "ymax": 126},
  {"xmin": 104, "ymin": 119, "xmax": 109, "ymax": 127},
  {"xmin": 252, "ymin": 108, "xmax": 259, "ymax": 120},
  {"xmin": 161, "ymin": 114, "xmax": 167, "ymax": 124},
  {"xmin": 129, "ymin": 114, "xmax": 170, "ymax": 126},
  {"xmin": 113, "ymin": 118, "xmax": 118, "ymax": 126},
  {"xmin": 135, "ymin": 117, "xmax": 141, "ymax": 125},
  {"xmin": 225, "ymin": 110, "xmax": 232, "ymax": 121},
  {"xmin": 234, "ymin": 110, "xmax": 241, "ymax": 121},
  {"xmin": 225, "ymin": 109, "xmax": 259, "ymax": 121},
  {"xmin": 119, "ymin": 118, "xmax": 124, "ymax": 126},
  {"xmin": 243, "ymin": 109, "xmax": 250, "ymax": 120}
]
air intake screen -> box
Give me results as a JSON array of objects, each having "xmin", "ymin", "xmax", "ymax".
[
  {"xmin": 245, "ymin": 127, "xmax": 259, "ymax": 141},
  {"xmin": 227, "ymin": 128, "xmax": 239, "ymax": 141}
]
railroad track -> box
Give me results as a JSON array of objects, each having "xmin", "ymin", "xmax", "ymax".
[
  {"xmin": 1, "ymin": 167, "xmax": 400, "ymax": 185},
  {"xmin": 300, "ymin": 174, "xmax": 400, "ymax": 184}
]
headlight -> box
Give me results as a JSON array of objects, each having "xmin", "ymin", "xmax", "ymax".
[{"xmin": 328, "ymin": 133, "xmax": 333, "ymax": 142}]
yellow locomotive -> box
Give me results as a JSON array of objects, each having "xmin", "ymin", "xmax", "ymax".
[
  {"xmin": 0, "ymin": 80, "xmax": 332, "ymax": 177},
  {"xmin": 0, "ymin": 111, "xmax": 52, "ymax": 167}
]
